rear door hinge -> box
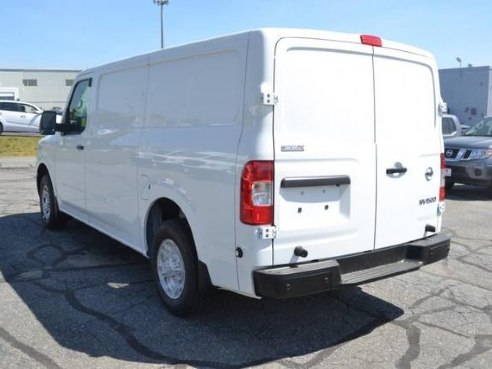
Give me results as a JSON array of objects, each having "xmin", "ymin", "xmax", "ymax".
[
  {"xmin": 438, "ymin": 102, "xmax": 448, "ymax": 116},
  {"xmin": 257, "ymin": 225, "xmax": 277, "ymax": 239},
  {"xmin": 261, "ymin": 92, "xmax": 278, "ymax": 106}
]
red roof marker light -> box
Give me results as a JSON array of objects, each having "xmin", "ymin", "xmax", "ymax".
[{"xmin": 360, "ymin": 35, "xmax": 382, "ymax": 47}]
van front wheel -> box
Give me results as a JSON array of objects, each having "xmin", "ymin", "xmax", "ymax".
[
  {"xmin": 39, "ymin": 175, "xmax": 68, "ymax": 229},
  {"xmin": 151, "ymin": 219, "xmax": 208, "ymax": 316}
]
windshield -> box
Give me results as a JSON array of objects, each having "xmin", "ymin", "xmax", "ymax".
[{"xmin": 463, "ymin": 118, "xmax": 492, "ymax": 137}]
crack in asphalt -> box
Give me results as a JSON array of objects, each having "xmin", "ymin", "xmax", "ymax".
[
  {"xmin": 1, "ymin": 254, "xmax": 481, "ymax": 369},
  {"xmin": 278, "ymin": 308, "xmax": 395, "ymax": 369},
  {"xmin": 456, "ymin": 257, "xmax": 492, "ymax": 274},
  {"xmin": 2, "ymin": 236, "xmax": 241, "ymax": 369},
  {"xmin": 422, "ymin": 269, "xmax": 492, "ymax": 293},
  {"xmin": 278, "ymin": 246, "xmax": 492, "ymax": 369},
  {"xmin": 436, "ymin": 334, "xmax": 492, "ymax": 369},
  {"xmin": 17, "ymin": 277, "xmax": 239, "ymax": 369},
  {"xmin": 0, "ymin": 327, "xmax": 63, "ymax": 369},
  {"xmin": 1, "ymin": 165, "xmax": 491, "ymax": 368}
]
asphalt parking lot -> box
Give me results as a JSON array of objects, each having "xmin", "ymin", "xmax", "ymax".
[{"xmin": 0, "ymin": 157, "xmax": 491, "ymax": 369}]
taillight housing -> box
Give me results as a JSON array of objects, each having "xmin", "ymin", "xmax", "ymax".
[
  {"xmin": 240, "ymin": 161, "xmax": 273, "ymax": 225},
  {"xmin": 440, "ymin": 153, "xmax": 446, "ymax": 201}
]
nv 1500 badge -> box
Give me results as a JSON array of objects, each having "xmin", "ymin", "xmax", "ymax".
[
  {"xmin": 281, "ymin": 145, "xmax": 304, "ymax": 152},
  {"xmin": 419, "ymin": 196, "xmax": 436, "ymax": 206}
]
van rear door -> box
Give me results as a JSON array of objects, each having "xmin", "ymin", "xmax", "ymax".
[
  {"xmin": 272, "ymin": 38, "xmax": 376, "ymax": 265},
  {"xmin": 373, "ymin": 48, "xmax": 441, "ymax": 249}
]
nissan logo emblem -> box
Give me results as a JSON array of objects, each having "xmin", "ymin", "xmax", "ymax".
[{"xmin": 425, "ymin": 167, "xmax": 434, "ymax": 181}]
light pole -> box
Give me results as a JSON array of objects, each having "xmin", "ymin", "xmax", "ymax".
[
  {"xmin": 153, "ymin": 0, "xmax": 169, "ymax": 49},
  {"xmin": 456, "ymin": 57, "xmax": 462, "ymax": 69}
]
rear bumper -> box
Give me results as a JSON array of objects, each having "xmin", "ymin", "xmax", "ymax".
[{"xmin": 253, "ymin": 233, "xmax": 450, "ymax": 298}]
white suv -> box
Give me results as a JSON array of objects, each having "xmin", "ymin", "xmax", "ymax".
[{"xmin": 0, "ymin": 100, "xmax": 43, "ymax": 134}]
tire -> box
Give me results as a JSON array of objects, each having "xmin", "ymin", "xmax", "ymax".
[
  {"xmin": 445, "ymin": 180, "xmax": 455, "ymax": 191},
  {"xmin": 487, "ymin": 182, "xmax": 492, "ymax": 198},
  {"xmin": 151, "ymin": 219, "xmax": 209, "ymax": 316},
  {"xmin": 39, "ymin": 175, "xmax": 68, "ymax": 229},
  {"xmin": 0, "ymin": 123, "xmax": 3, "ymax": 135}
]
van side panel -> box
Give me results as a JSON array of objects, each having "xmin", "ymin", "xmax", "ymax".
[
  {"xmin": 139, "ymin": 39, "xmax": 248, "ymax": 291},
  {"xmin": 85, "ymin": 65, "xmax": 148, "ymax": 252}
]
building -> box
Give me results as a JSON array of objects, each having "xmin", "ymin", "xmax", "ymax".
[
  {"xmin": 439, "ymin": 66, "xmax": 492, "ymax": 125},
  {"xmin": 0, "ymin": 68, "xmax": 80, "ymax": 110}
]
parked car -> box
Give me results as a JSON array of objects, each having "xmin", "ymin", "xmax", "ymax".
[
  {"xmin": 50, "ymin": 106, "xmax": 64, "ymax": 116},
  {"xmin": 0, "ymin": 100, "xmax": 43, "ymax": 134},
  {"xmin": 442, "ymin": 113, "xmax": 461, "ymax": 139},
  {"xmin": 36, "ymin": 28, "xmax": 450, "ymax": 316},
  {"xmin": 444, "ymin": 116, "xmax": 492, "ymax": 191}
]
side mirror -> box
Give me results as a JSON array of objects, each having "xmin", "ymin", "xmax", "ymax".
[{"xmin": 39, "ymin": 111, "xmax": 57, "ymax": 135}]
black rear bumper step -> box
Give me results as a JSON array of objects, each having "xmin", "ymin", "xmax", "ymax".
[{"xmin": 253, "ymin": 233, "xmax": 450, "ymax": 299}]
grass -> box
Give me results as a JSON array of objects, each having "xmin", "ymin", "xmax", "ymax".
[{"xmin": 0, "ymin": 136, "xmax": 41, "ymax": 156}]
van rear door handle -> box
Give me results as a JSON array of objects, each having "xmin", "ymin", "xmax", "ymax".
[
  {"xmin": 76, "ymin": 145, "xmax": 84, "ymax": 150},
  {"xmin": 281, "ymin": 175, "xmax": 351, "ymax": 188},
  {"xmin": 386, "ymin": 167, "xmax": 407, "ymax": 175}
]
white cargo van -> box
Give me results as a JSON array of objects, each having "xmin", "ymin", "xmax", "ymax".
[{"xmin": 36, "ymin": 29, "xmax": 450, "ymax": 316}]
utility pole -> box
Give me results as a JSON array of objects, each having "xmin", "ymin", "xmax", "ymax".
[
  {"xmin": 456, "ymin": 57, "xmax": 462, "ymax": 69},
  {"xmin": 153, "ymin": 0, "xmax": 169, "ymax": 49}
]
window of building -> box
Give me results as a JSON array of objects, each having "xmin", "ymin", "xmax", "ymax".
[
  {"xmin": 23, "ymin": 79, "xmax": 38, "ymax": 87},
  {"xmin": 65, "ymin": 79, "xmax": 74, "ymax": 87}
]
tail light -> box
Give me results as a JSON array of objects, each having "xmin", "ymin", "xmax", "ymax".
[
  {"xmin": 240, "ymin": 161, "xmax": 273, "ymax": 225},
  {"xmin": 440, "ymin": 153, "xmax": 446, "ymax": 201},
  {"xmin": 360, "ymin": 35, "xmax": 382, "ymax": 47}
]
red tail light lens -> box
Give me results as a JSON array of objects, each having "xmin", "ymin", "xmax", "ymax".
[
  {"xmin": 240, "ymin": 161, "xmax": 273, "ymax": 225},
  {"xmin": 440, "ymin": 153, "xmax": 446, "ymax": 201},
  {"xmin": 360, "ymin": 35, "xmax": 382, "ymax": 47}
]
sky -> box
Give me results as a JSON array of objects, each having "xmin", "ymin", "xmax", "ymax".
[{"xmin": 0, "ymin": 0, "xmax": 490, "ymax": 71}]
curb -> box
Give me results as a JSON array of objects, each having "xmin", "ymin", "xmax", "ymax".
[{"xmin": 0, "ymin": 157, "xmax": 36, "ymax": 170}]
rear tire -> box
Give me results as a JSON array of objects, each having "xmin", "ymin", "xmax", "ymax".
[
  {"xmin": 39, "ymin": 175, "xmax": 68, "ymax": 229},
  {"xmin": 151, "ymin": 219, "xmax": 209, "ymax": 316},
  {"xmin": 0, "ymin": 123, "xmax": 3, "ymax": 135}
]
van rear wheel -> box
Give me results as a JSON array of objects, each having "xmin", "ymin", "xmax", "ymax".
[
  {"xmin": 151, "ymin": 219, "xmax": 208, "ymax": 316},
  {"xmin": 39, "ymin": 175, "xmax": 68, "ymax": 229}
]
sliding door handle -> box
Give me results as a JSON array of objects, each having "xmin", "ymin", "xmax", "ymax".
[{"xmin": 76, "ymin": 145, "xmax": 84, "ymax": 151}]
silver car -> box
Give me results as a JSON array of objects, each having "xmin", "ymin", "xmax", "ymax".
[
  {"xmin": 0, "ymin": 100, "xmax": 43, "ymax": 134},
  {"xmin": 444, "ymin": 116, "xmax": 492, "ymax": 192}
]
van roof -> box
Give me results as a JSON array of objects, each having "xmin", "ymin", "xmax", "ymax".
[
  {"xmin": 252, "ymin": 28, "xmax": 433, "ymax": 58},
  {"xmin": 79, "ymin": 28, "xmax": 434, "ymax": 77}
]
